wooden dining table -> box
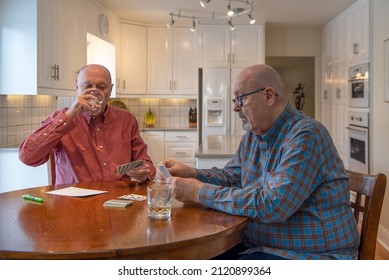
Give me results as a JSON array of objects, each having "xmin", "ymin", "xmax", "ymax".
[{"xmin": 0, "ymin": 181, "xmax": 248, "ymax": 260}]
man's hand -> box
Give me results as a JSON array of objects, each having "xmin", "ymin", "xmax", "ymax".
[
  {"xmin": 127, "ymin": 163, "xmax": 151, "ymax": 182},
  {"xmin": 166, "ymin": 177, "xmax": 202, "ymax": 203}
]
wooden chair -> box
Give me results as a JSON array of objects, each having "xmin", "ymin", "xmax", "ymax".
[
  {"xmin": 47, "ymin": 150, "xmax": 56, "ymax": 185},
  {"xmin": 346, "ymin": 169, "xmax": 387, "ymax": 260}
]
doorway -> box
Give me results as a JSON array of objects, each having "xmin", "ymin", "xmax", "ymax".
[
  {"xmin": 266, "ymin": 56, "xmax": 315, "ymax": 118},
  {"xmin": 86, "ymin": 33, "xmax": 116, "ymax": 97}
]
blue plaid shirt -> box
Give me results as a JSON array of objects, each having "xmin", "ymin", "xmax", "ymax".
[{"xmin": 197, "ymin": 104, "xmax": 359, "ymax": 259}]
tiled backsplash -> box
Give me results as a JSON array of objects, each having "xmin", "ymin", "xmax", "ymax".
[{"xmin": 0, "ymin": 95, "xmax": 197, "ymax": 147}]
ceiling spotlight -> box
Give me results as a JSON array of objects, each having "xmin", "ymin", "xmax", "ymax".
[
  {"xmin": 167, "ymin": 14, "xmax": 175, "ymax": 28},
  {"xmin": 200, "ymin": 0, "xmax": 211, "ymax": 8},
  {"xmin": 227, "ymin": 2, "xmax": 234, "ymax": 16},
  {"xmin": 190, "ymin": 17, "xmax": 196, "ymax": 32},
  {"xmin": 248, "ymin": 13, "xmax": 256, "ymax": 24},
  {"xmin": 228, "ymin": 19, "xmax": 235, "ymax": 31}
]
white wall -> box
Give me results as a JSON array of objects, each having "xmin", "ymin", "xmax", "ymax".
[
  {"xmin": 371, "ymin": 0, "xmax": 389, "ymax": 249},
  {"xmin": 265, "ymin": 25, "xmax": 322, "ymax": 121}
]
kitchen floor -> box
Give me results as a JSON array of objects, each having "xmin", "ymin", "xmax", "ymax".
[{"xmin": 376, "ymin": 242, "xmax": 389, "ymax": 260}]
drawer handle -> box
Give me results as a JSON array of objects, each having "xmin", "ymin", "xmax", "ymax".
[
  {"xmin": 175, "ymin": 152, "xmax": 187, "ymax": 155},
  {"xmin": 176, "ymin": 136, "xmax": 187, "ymax": 138}
]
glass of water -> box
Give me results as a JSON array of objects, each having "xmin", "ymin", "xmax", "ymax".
[{"xmin": 147, "ymin": 182, "xmax": 173, "ymax": 220}]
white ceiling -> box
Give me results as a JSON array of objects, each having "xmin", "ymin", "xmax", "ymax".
[{"xmin": 95, "ymin": 0, "xmax": 357, "ymax": 27}]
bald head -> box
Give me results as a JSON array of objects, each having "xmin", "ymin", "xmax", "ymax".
[
  {"xmin": 232, "ymin": 64, "xmax": 289, "ymax": 135},
  {"xmin": 77, "ymin": 64, "xmax": 112, "ymax": 85}
]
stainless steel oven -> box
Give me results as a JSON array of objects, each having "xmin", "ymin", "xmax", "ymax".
[
  {"xmin": 346, "ymin": 110, "xmax": 369, "ymax": 173},
  {"xmin": 348, "ymin": 62, "xmax": 369, "ymax": 108}
]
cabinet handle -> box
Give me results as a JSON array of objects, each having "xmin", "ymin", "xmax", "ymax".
[
  {"xmin": 175, "ymin": 152, "xmax": 187, "ymax": 155},
  {"xmin": 174, "ymin": 81, "xmax": 176, "ymax": 90},
  {"xmin": 116, "ymin": 78, "xmax": 120, "ymax": 89},
  {"xmin": 232, "ymin": 53, "xmax": 235, "ymax": 64},
  {"xmin": 353, "ymin": 42, "xmax": 359, "ymax": 55},
  {"xmin": 176, "ymin": 136, "xmax": 187, "ymax": 139},
  {"xmin": 169, "ymin": 80, "xmax": 172, "ymax": 90},
  {"xmin": 336, "ymin": 88, "xmax": 341, "ymax": 99},
  {"xmin": 56, "ymin": 64, "xmax": 60, "ymax": 81},
  {"xmin": 228, "ymin": 53, "xmax": 231, "ymax": 63},
  {"xmin": 324, "ymin": 90, "xmax": 328, "ymax": 100},
  {"xmin": 123, "ymin": 79, "xmax": 126, "ymax": 90}
]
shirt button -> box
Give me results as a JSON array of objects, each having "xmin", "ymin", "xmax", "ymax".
[
  {"xmin": 59, "ymin": 119, "xmax": 63, "ymax": 122},
  {"xmin": 99, "ymin": 145, "xmax": 103, "ymax": 149},
  {"xmin": 97, "ymin": 128, "xmax": 100, "ymax": 131},
  {"xmin": 43, "ymin": 133, "xmax": 47, "ymax": 136},
  {"xmin": 103, "ymin": 162, "xmax": 106, "ymax": 166},
  {"xmin": 63, "ymin": 122, "xmax": 67, "ymax": 126}
]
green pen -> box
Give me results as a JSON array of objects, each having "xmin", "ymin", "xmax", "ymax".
[{"xmin": 22, "ymin": 194, "xmax": 45, "ymax": 203}]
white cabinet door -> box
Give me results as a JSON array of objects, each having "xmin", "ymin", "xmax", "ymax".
[
  {"xmin": 198, "ymin": 24, "xmax": 265, "ymax": 68},
  {"xmin": 172, "ymin": 27, "xmax": 198, "ymax": 96},
  {"xmin": 38, "ymin": 0, "xmax": 66, "ymax": 90},
  {"xmin": 120, "ymin": 24, "xmax": 147, "ymax": 95},
  {"xmin": 231, "ymin": 24, "xmax": 265, "ymax": 68},
  {"xmin": 38, "ymin": 0, "xmax": 86, "ymax": 95},
  {"xmin": 147, "ymin": 27, "xmax": 173, "ymax": 95},
  {"xmin": 141, "ymin": 131, "xmax": 165, "ymax": 168},
  {"xmin": 147, "ymin": 27, "xmax": 197, "ymax": 96},
  {"xmin": 198, "ymin": 25, "xmax": 230, "ymax": 68},
  {"xmin": 65, "ymin": 0, "xmax": 87, "ymax": 91}
]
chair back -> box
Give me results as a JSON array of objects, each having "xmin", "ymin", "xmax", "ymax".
[
  {"xmin": 47, "ymin": 150, "xmax": 56, "ymax": 185},
  {"xmin": 346, "ymin": 169, "xmax": 387, "ymax": 259}
]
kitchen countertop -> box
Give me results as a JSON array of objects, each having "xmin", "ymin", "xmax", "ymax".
[
  {"xmin": 140, "ymin": 126, "xmax": 197, "ymax": 132},
  {"xmin": 195, "ymin": 135, "xmax": 243, "ymax": 158}
]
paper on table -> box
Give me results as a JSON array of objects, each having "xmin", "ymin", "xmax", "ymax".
[{"xmin": 46, "ymin": 186, "xmax": 107, "ymax": 197}]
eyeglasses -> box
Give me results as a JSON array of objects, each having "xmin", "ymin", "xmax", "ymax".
[{"xmin": 232, "ymin": 87, "xmax": 267, "ymax": 107}]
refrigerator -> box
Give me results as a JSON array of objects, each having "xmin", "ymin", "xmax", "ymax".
[{"xmin": 199, "ymin": 68, "xmax": 246, "ymax": 143}]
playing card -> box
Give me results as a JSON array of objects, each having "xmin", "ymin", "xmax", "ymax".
[
  {"xmin": 119, "ymin": 194, "xmax": 147, "ymax": 201},
  {"xmin": 158, "ymin": 164, "xmax": 171, "ymax": 178},
  {"xmin": 117, "ymin": 160, "xmax": 145, "ymax": 175}
]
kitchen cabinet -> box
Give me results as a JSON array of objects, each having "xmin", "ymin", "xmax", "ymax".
[
  {"xmin": 321, "ymin": 0, "xmax": 369, "ymax": 165},
  {"xmin": 141, "ymin": 130, "xmax": 198, "ymax": 168},
  {"xmin": 198, "ymin": 24, "xmax": 265, "ymax": 68},
  {"xmin": 140, "ymin": 131, "xmax": 165, "ymax": 169},
  {"xmin": 164, "ymin": 131, "xmax": 198, "ymax": 167},
  {"xmin": 118, "ymin": 24, "xmax": 147, "ymax": 95},
  {"xmin": 38, "ymin": 0, "xmax": 86, "ymax": 95},
  {"xmin": 0, "ymin": 0, "xmax": 86, "ymax": 96},
  {"xmin": 147, "ymin": 27, "xmax": 198, "ymax": 97}
]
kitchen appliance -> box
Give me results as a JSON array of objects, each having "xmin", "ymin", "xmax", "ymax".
[
  {"xmin": 348, "ymin": 62, "xmax": 369, "ymax": 108},
  {"xmin": 199, "ymin": 68, "xmax": 245, "ymax": 142},
  {"xmin": 346, "ymin": 110, "xmax": 369, "ymax": 173}
]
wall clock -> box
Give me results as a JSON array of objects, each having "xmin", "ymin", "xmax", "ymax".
[{"xmin": 99, "ymin": 14, "xmax": 109, "ymax": 36}]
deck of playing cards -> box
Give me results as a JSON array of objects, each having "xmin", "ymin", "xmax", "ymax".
[
  {"xmin": 117, "ymin": 160, "xmax": 145, "ymax": 175},
  {"xmin": 103, "ymin": 199, "xmax": 133, "ymax": 208}
]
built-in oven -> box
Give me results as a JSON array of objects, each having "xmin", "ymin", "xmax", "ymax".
[
  {"xmin": 346, "ymin": 110, "xmax": 369, "ymax": 173},
  {"xmin": 348, "ymin": 62, "xmax": 369, "ymax": 108}
]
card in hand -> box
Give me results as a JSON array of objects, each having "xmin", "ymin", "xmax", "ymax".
[
  {"xmin": 117, "ymin": 160, "xmax": 145, "ymax": 175},
  {"xmin": 158, "ymin": 164, "xmax": 171, "ymax": 178}
]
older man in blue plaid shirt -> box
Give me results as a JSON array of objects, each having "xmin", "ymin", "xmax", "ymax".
[{"xmin": 160, "ymin": 64, "xmax": 359, "ymax": 260}]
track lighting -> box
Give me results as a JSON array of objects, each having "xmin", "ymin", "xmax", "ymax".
[
  {"xmin": 166, "ymin": 14, "xmax": 175, "ymax": 28},
  {"xmin": 168, "ymin": 0, "xmax": 254, "ymax": 31},
  {"xmin": 228, "ymin": 19, "xmax": 236, "ymax": 31},
  {"xmin": 227, "ymin": 2, "xmax": 234, "ymax": 16},
  {"xmin": 190, "ymin": 17, "xmax": 196, "ymax": 32},
  {"xmin": 200, "ymin": 0, "xmax": 211, "ymax": 8},
  {"xmin": 248, "ymin": 13, "xmax": 255, "ymax": 24}
]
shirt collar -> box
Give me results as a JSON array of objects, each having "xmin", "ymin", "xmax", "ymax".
[
  {"xmin": 82, "ymin": 106, "xmax": 109, "ymax": 124},
  {"xmin": 261, "ymin": 103, "xmax": 295, "ymax": 147}
]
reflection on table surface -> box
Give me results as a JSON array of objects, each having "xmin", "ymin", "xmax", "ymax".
[{"xmin": 0, "ymin": 180, "xmax": 248, "ymax": 260}]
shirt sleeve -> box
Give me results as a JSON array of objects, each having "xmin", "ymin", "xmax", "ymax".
[
  {"xmin": 198, "ymin": 127, "xmax": 325, "ymax": 223},
  {"xmin": 19, "ymin": 110, "xmax": 75, "ymax": 167}
]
